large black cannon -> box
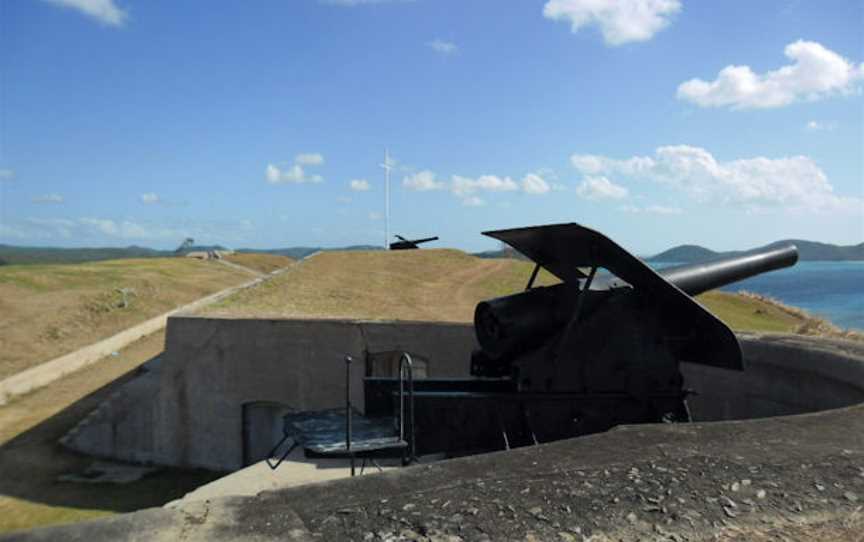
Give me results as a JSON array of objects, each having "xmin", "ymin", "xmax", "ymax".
[{"xmin": 367, "ymin": 223, "xmax": 798, "ymax": 456}]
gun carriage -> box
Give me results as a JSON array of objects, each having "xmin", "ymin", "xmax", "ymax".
[{"xmin": 365, "ymin": 223, "xmax": 798, "ymax": 457}]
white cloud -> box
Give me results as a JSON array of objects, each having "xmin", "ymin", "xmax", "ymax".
[
  {"xmin": 403, "ymin": 170, "xmax": 446, "ymax": 191},
  {"xmin": 646, "ymin": 204, "xmax": 683, "ymax": 215},
  {"xmin": 42, "ymin": 0, "xmax": 128, "ymax": 27},
  {"xmin": 32, "ymin": 193, "xmax": 65, "ymax": 204},
  {"xmin": 404, "ymin": 168, "xmax": 554, "ymax": 205},
  {"xmin": 576, "ymin": 176, "xmax": 629, "ymax": 200},
  {"xmin": 140, "ymin": 192, "xmax": 161, "ymax": 204},
  {"xmin": 619, "ymin": 204, "xmax": 683, "ymax": 215},
  {"xmin": 78, "ymin": 217, "xmax": 181, "ymax": 240},
  {"xmin": 349, "ymin": 179, "xmax": 371, "ymax": 191},
  {"xmin": 368, "ymin": 212, "xmax": 383, "ymax": 220},
  {"xmin": 806, "ymin": 120, "xmax": 837, "ymax": 132},
  {"xmin": 571, "ymin": 145, "xmax": 861, "ymax": 213},
  {"xmin": 521, "ymin": 173, "xmax": 551, "ymax": 195},
  {"xmin": 265, "ymin": 152, "xmax": 325, "ymax": 185},
  {"xmin": 451, "ymin": 175, "xmax": 519, "ymax": 197},
  {"xmin": 0, "ymin": 169, "xmax": 14, "ymax": 181},
  {"xmin": 337, "ymin": 196, "xmax": 352, "ymax": 204},
  {"xmin": 542, "ymin": 0, "xmax": 680, "ymax": 46},
  {"xmin": 266, "ymin": 163, "xmax": 323, "ymax": 185},
  {"xmin": 677, "ymin": 40, "xmax": 864, "ymax": 109},
  {"xmin": 461, "ymin": 196, "xmax": 486, "ymax": 207},
  {"xmin": 295, "ymin": 153, "xmax": 324, "ymax": 166},
  {"xmin": 428, "ymin": 39, "xmax": 458, "ymax": 55}
]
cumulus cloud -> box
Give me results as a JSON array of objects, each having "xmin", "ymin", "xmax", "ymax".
[
  {"xmin": 403, "ymin": 170, "xmax": 446, "ymax": 191},
  {"xmin": 427, "ymin": 39, "xmax": 458, "ymax": 55},
  {"xmin": 265, "ymin": 153, "xmax": 325, "ymax": 185},
  {"xmin": 32, "ymin": 193, "xmax": 65, "ymax": 204},
  {"xmin": 295, "ymin": 153, "xmax": 324, "ymax": 166},
  {"xmin": 403, "ymin": 169, "xmax": 554, "ymax": 204},
  {"xmin": 266, "ymin": 164, "xmax": 323, "ymax": 185},
  {"xmin": 522, "ymin": 173, "xmax": 551, "ymax": 195},
  {"xmin": 571, "ymin": 145, "xmax": 861, "ymax": 213},
  {"xmin": 452, "ymin": 175, "xmax": 519, "ymax": 197},
  {"xmin": 542, "ymin": 0, "xmax": 680, "ymax": 46},
  {"xmin": 806, "ymin": 120, "xmax": 837, "ymax": 132},
  {"xmin": 75, "ymin": 218, "xmax": 182, "ymax": 240},
  {"xmin": 140, "ymin": 192, "xmax": 161, "ymax": 204},
  {"xmin": 41, "ymin": 0, "xmax": 128, "ymax": 27},
  {"xmin": 349, "ymin": 179, "xmax": 371, "ymax": 191},
  {"xmin": 677, "ymin": 40, "xmax": 864, "ymax": 109},
  {"xmin": 461, "ymin": 196, "xmax": 486, "ymax": 207},
  {"xmin": 619, "ymin": 204, "xmax": 683, "ymax": 215},
  {"xmin": 576, "ymin": 176, "xmax": 629, "ymax": 200}
]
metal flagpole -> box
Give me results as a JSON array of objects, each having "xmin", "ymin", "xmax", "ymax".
[{"xmin": 380, "ymin": 148, "xmax": 391, "ymax": 250}]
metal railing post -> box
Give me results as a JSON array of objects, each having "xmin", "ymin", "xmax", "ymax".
[
  {"xmin": 345, "ymin": 354, "xmax": 354, "ymax": 476},
  {"xmin": 399, "ymin": 353, "xmax": 416, "ymax": 465}
]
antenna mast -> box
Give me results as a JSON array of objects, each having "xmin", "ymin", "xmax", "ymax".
[{"xmin": 380, "ymin": 148, "xmax": 392, "ymax": 250}]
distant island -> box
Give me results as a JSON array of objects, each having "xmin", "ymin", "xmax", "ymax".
[{"xmin": 647, "ymin": 240, "xmax": 864, "ymax": 263}]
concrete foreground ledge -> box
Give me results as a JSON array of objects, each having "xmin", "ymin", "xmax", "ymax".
[{"xmin": 5, "ymin": 334, "xmax": 864, "ymax": 541}]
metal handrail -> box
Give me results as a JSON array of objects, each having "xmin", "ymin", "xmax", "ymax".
[
  {"xmin": 399, "ymin": 352, "xmax": 417, "ymax": 465},
  {"xmin": 345, "ymin": 354, "xmax": 355, "ymax": 476}
]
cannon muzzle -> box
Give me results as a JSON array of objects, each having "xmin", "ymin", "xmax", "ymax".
[{"xmin": 658, "ymin": 244, "xmax": 798, "ymax": 296}]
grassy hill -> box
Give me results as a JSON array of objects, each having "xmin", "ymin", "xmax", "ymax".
[
  {"xmin": 202, "ymin": 249, "xmax": 822, "ymax": 336},
  {"xmin": 0, "ymin": 258, "xmax": 263, "ymax": 379},
  {"xmin": 222, "ymin": 253, "xmax": 294, "ymax": 274}
]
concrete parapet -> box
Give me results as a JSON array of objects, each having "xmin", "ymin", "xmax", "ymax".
[{"xmin": 63, "ymin": 318, "xmax": 477, "ymax": 471}]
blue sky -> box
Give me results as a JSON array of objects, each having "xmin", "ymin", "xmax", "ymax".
[{"xmin": 0, "ymin": 0, "xmax": 862, "ymax": 254}]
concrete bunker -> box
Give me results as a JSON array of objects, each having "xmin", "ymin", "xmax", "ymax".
[{"xmin": 61, "ymin": 316, "xmax": 864, "ymax": 474}]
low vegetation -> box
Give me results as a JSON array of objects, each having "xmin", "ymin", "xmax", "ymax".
[
  {"xmin": 222, "ymin": 253, "xmax": 294, "ymax": 274},
  {"xmin": 203, "ymin": 249, "xmax": 845, "ymax": 338},
  {"xmin": 0, "ymin": 258, "xmax": 254, "ymax": 379}
]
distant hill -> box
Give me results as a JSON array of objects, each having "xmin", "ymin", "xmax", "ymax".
[
  {"xmin": 649, "ymin": 240, "xmax": 864, "ymax": 263},
  {"xmin": 0, "ymin": 244, "xmax": 168, "ymax": 265}
]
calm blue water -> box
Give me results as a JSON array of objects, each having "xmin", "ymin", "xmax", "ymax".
[
  {"xmin": 712, "ymin": 261, "xmax": 864, "ymax": 331},
  {"xmin": 653, "ymin": 261, "xmax": 863, "ymax": 331}
]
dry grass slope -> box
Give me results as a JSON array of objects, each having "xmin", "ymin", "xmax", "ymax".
[
  {"xmin": 205, "ymin": 249, "xmax": 559, "ymax": 322},
  {"xmin": 0, "ymin": 258, "xmax": 253, "ymax": 379},
  {"xmin": 223, "ymin": 253, "xmax": 294, "ymax": 274},
  {"xmin": 203, "ymin": 249, "xmax": 834, "ymax": 337}
]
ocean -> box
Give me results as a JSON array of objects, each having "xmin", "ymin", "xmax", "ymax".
[{"xmin": 714, "ymin": 261, "xmax": 864, "ymax": 331}]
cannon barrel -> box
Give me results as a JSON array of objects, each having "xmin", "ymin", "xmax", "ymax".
[
  {"xmin": 658, "ymin": 244, "xmax": 798, "ymax": 296},
  {"xmin": 474, "ymin": 243, "xmax": 799, "ymax": 361}
]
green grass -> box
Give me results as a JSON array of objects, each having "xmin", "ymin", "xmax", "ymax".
[{"xmin": 697, "ymin": 291, "xmax": 801, "ymax": 333}]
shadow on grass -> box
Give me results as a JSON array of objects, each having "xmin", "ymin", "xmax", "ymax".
[{"xmin": 0, "ymin": 358, "xmax": 223, "ymax": 526}]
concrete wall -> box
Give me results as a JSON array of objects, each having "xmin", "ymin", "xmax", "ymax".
[
  {"xmin": 63, "ymin": 317, "xmax": 864, "ymax": 472},
  {"xmin": 683, "ymin": 334, "xmax": 864, "ymax": 421},
  {"xmin": 65, "ymin": 317, "xmax": 476, "ymax": 471}
]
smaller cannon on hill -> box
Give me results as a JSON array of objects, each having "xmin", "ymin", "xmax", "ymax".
[{"xmin": 389, "ymin": 235, "xmax": 439, "ymax": 250}]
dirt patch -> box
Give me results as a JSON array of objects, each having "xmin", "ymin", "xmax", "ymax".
[
  {"xmin": 0, "ymin": 258, "xmax": 252, "ymax": 379},
  {"xmin": 223, "ymin": 253, "xmax": 294, "ymax": 274}
]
